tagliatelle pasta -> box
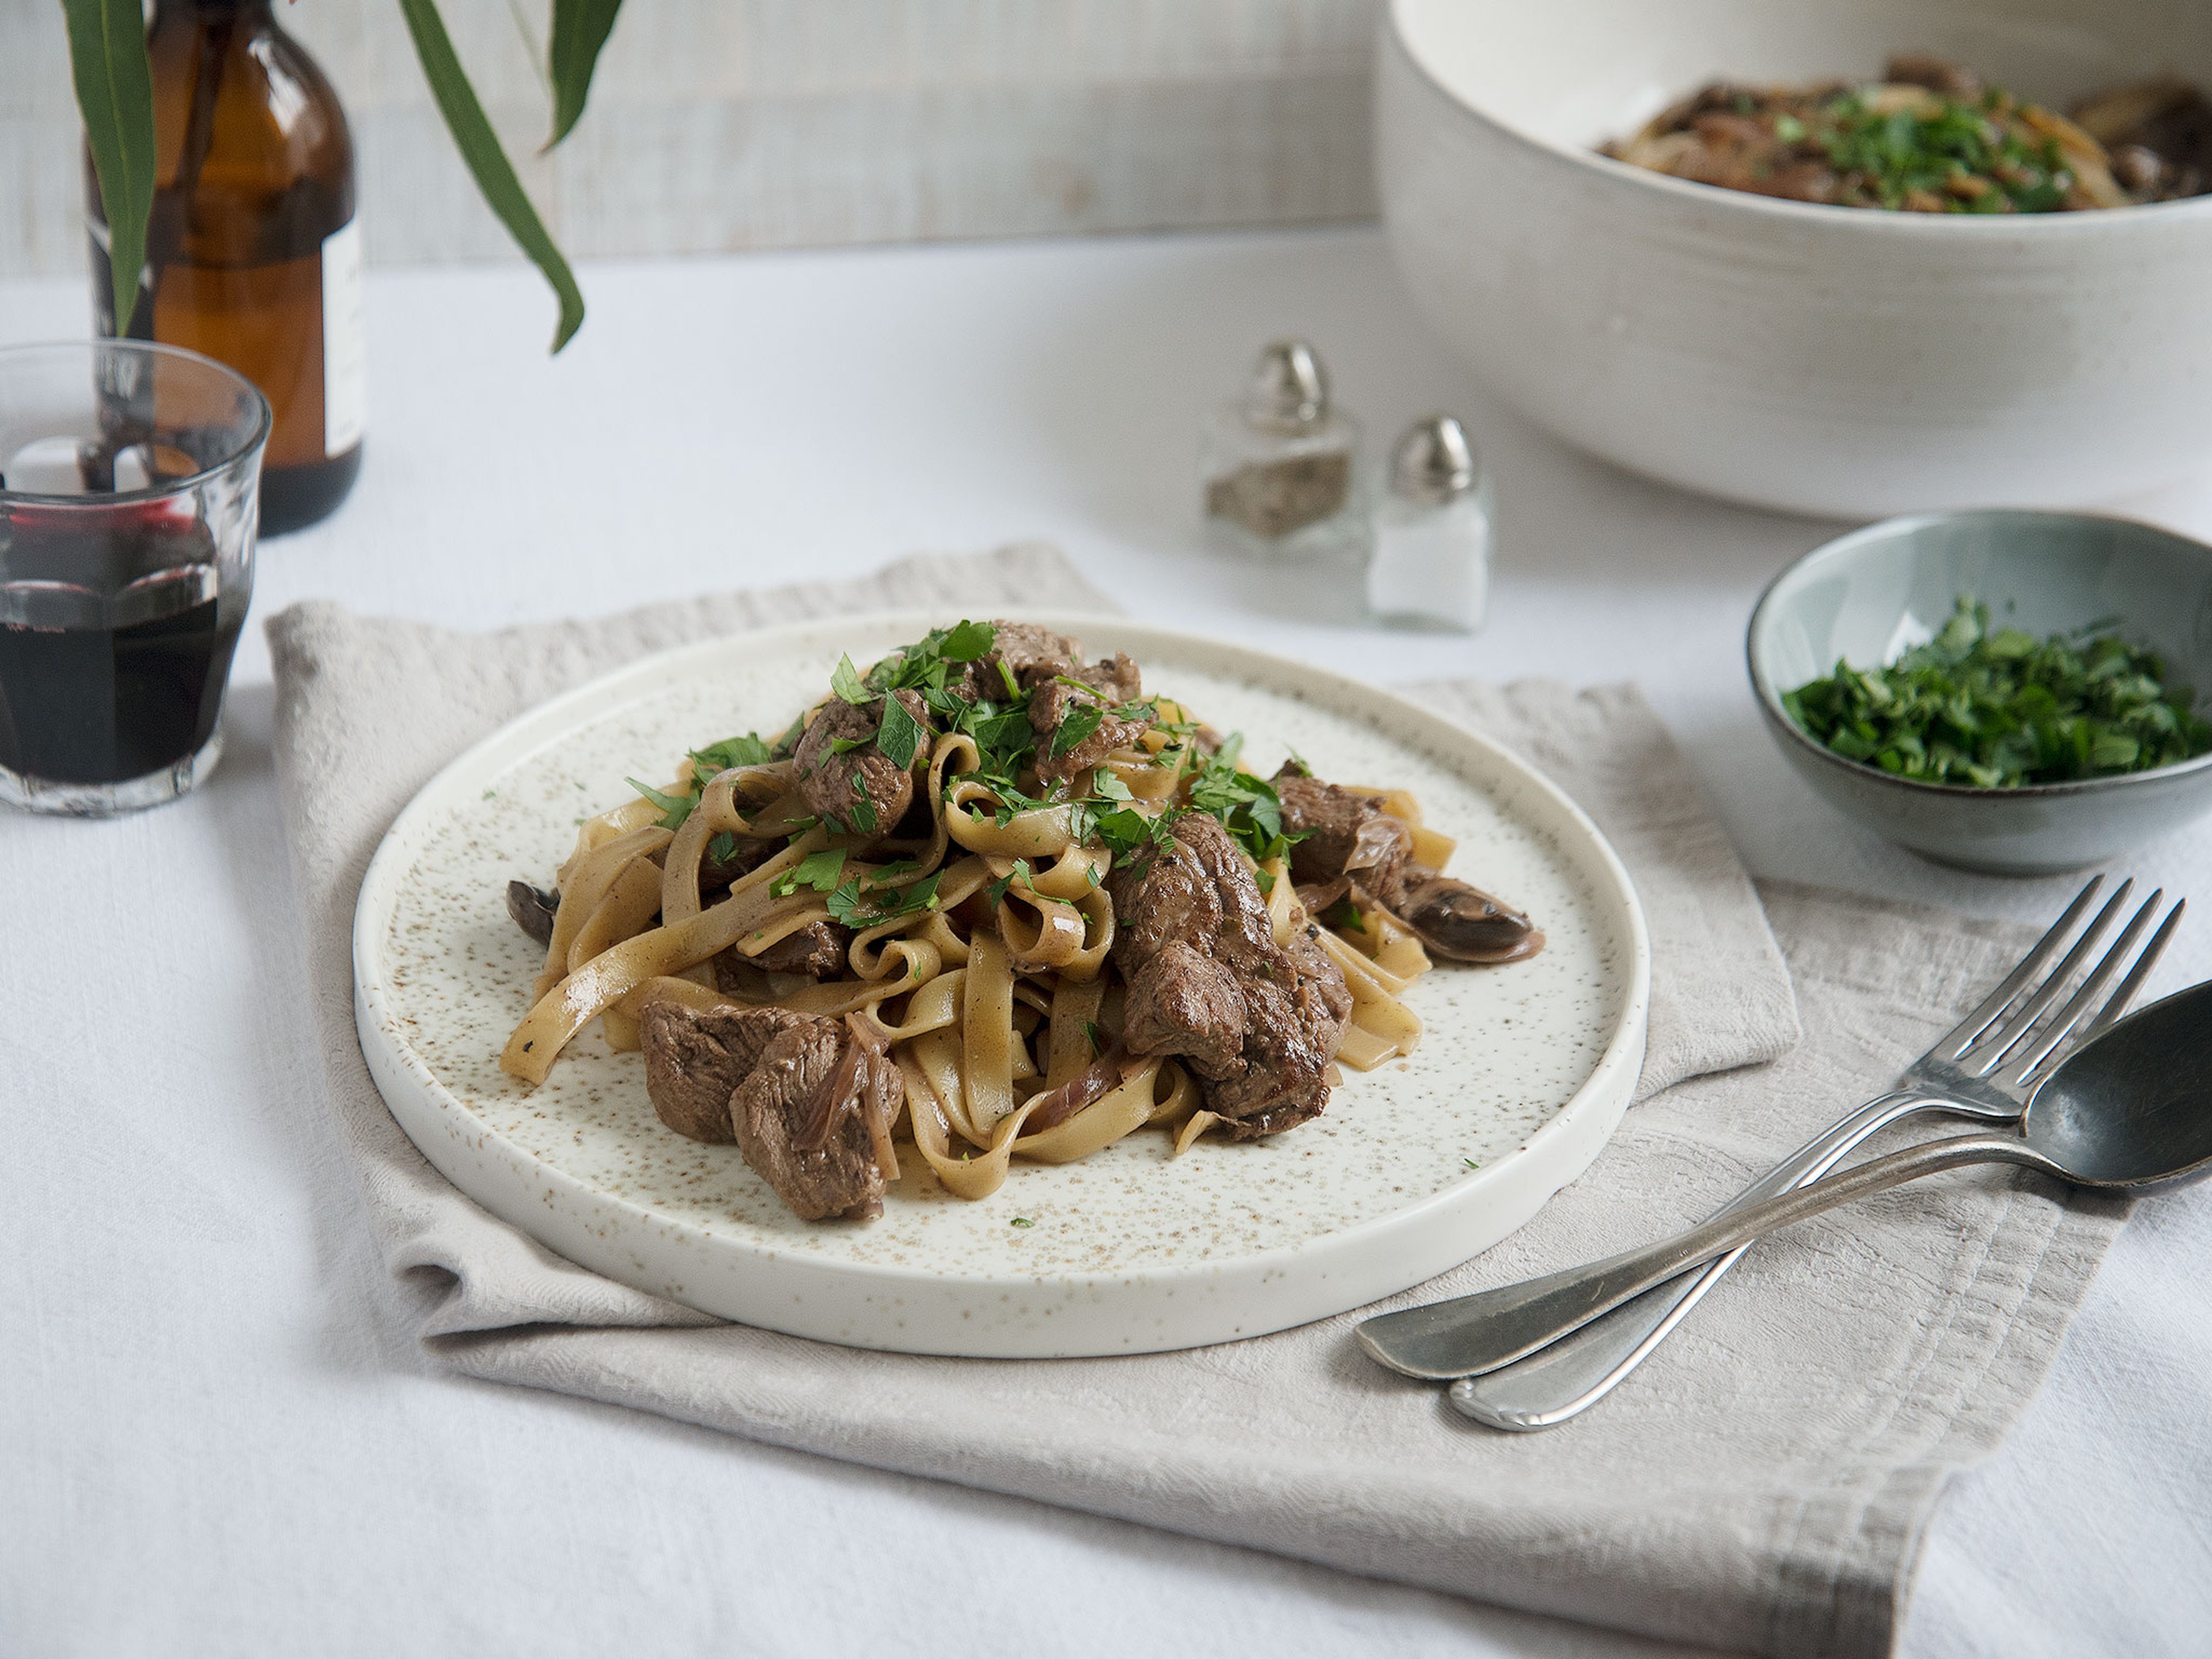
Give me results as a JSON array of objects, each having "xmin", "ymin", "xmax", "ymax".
[{"xmin": 499, "ymin": 620, "xmax": 1541, "ymax": 1210}]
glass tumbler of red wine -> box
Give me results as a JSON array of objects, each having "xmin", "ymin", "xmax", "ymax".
[{"xmin": 0, "ymin": 340, "xmax": 269, "ymax": 815}]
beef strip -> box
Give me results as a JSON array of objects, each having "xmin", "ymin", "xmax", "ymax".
[
  {"xmin": 639, "ymin": 999, "xmax": 808, "ymax": 1144},
  {"xmin": 1272, "ymin": 767, "xmax": 1414, "ymax": 908},
  {"xmin": 1120, "ymin": 939, "xmax": 1245, "ymax": 1074},
  {"xmin": 1271, "ymin": 767, "xmax": 1542, "ymax": 965},
  {"xmin": 639, "ymin": 1000, "xmax": 893, "ymax": 1220},
  {"xmin": 1029, "ymin": 651, "xmax": 1147, "ymax": 784},
  {"xmin": 1107, "ymin": 813, "xmax": 1350, "ymax": 1138},
  {"xmin": 712, "ymin": 919, "xmax": 851, "ymax": 986},
  {"xmin": 792, "ymin": 687, "xmax": 931, "ymax": 836}
]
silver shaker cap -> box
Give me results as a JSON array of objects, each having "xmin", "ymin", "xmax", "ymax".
[
  {"xmin": 1389, "ymin": 414, "xmax": 1478, "ymax": 505},
  {"xmin": 1243, "ymin": 339, "xmax": 1330, "ymax": 434}
]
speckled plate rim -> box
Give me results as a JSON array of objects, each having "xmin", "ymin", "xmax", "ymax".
[{"xmin": 354, "ymin": 612, "xmax": 1650, "ymax": 1358}]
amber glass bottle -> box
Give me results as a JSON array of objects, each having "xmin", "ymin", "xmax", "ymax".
[{"xmin": 88, "ymin": 0, "xmax": 363, "ymax": 535}]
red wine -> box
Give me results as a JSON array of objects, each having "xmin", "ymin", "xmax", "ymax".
[{"xmin": 0, "ymin": 522, "xmax": 241, "ymax": 786}]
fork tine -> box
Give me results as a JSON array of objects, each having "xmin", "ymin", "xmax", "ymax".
[
  {"xmin": 1965, "ymin": 878, "xmax": 2134, "ymax": 1074},
  {"xmin": 2007, "ymin": 889, "xmax": 2166, "ymax": 1085},
  {"xmin": 2078, "ymin": 897, "xmax": 2186, "ymax": 1044},
  {"xmin": 1934, "ymin": 876, "xmax": 2103, "ymax": 1059}
]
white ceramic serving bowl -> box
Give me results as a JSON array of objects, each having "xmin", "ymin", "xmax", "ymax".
[{"xmin": 1377, "ymin": 0, "xmax": 2212, "ymax": 519}]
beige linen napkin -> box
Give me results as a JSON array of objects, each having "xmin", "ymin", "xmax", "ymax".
[{"xmin": 268, "ymin": 545, "xmax": 2119, "ymax": 1658}]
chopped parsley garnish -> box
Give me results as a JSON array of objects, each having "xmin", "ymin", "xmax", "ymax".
[
  {"xmin": 966, "ymin": 706, "xmax": 1035, "ymax": 767},
  {"xmin": 875, "ymin": 693, "xmax": 926, "ymax": 769},
  {"xmin": 846, "ymin": 798, "xmax": 880, "ymax": 835},
  {"xmin": 1009, "ymin": 1216, "xmax": 1035, "ymax": 1228},
  {"xmin": 1083, "ymin": 1020, "xmax": 1103, "ymax": 1056},
  {"xmin": 768, "ymin": 711, "xmax": 809, "ymax": 759},
  {"xmin": 830, "ymin": 653, "xmax": 873, "ymax": 706},
  {"xmin": 1186, "ymin": 733, "xmax": 1300, "ymax": 863},
  {"xmin": 865, "ymin": 620, "xmax": 998, "ymax": 696},
  {"xmin": 826, "ymin": 868, "xmax": 943, "ymax": 928},
  {"xmin": 1047, "ymin": 702, "xmax": 1104, "ymax": 760},
  {"xmin": 772, "ymin": 848, "xmax": 846, "ymax": 897},
  {"xmin": 1071, "ymin": 801, "xmax": 1178, "ymax": 866},
  {"xmin": 1320, "ymin": 895, "xmax": 1366, "ymax": 934},
  {"xmin": 626, "ymin": 776, "xmax": 697, "ymax": 832},
  {"xmin": 689, "ymin": 732, "xmax": 774, "ymax": 772},
  {"xmin": 1782, "ymin": 596, "xmax": 2212, "ymax": 787},
  {"xmin": 984, "ymin": 859, "xmax": 1033, "ymax": 910},
  {"xmin": 1818, "ymin": 88, "xmax": 2071, "ymax": 214},
  {"xmin": 938, "ymin": 619, "xmax": 996, "ymax": 661},
  {"xmin": 707, "ymin": 831, "xmax": 738, "ymax": 864}
]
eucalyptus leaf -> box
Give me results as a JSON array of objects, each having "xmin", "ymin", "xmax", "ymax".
[
  {"xmin": 547, "ymin": 0, "xmax": 624, "ymax": 149},
  {"xmin": 59, "ymin": 0, "xmax": 157, "ymax": 335},
  {"xmin": 396, "ymin": 0, "xmax": 586, "ymax": 351}
]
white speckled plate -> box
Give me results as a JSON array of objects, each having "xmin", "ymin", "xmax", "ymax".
[{"xmin": 355, "ymin": 614, "xmax": 1648, "ymax": 1357}]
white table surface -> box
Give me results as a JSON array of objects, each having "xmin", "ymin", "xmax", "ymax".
[{"xmin": 5, "ymin": 228, "xmax": 2209, "ymax": 1657}]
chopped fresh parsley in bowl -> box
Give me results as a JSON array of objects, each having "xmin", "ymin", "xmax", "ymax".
[
  {"xmin": 1747, "ymin": 509, "xmax": 2212, "ymax": 874},
  {"xmin": 1782, "ymin": 596, "xmax": 2212, "ymax": 788}
]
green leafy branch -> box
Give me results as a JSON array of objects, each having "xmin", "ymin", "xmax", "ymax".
[{"xmin": 58, "ymin": 0, "xmax": 626, "ymax": 354}]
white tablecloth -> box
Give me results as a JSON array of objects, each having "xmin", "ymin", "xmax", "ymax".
[{"xmin": 5, "ymin": 229, "xmax": 2207, "ymax": 1657}]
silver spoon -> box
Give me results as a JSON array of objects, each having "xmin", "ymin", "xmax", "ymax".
[{"xmin": 1361, "ymin": 978, "xmax": 2212, "ymax": 1383}]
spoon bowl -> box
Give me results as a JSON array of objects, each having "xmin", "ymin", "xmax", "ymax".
[{"xmin": 2023, "ymin": 983, "xmax": 2212, "ymax": 1192}]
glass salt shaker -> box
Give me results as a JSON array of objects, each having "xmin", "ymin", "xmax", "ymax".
[
  {"xmin": 1199, "ymin": 339, "xmax": 1365, "ymax": 560},
  {"xmin": 1367, "ymin": 415, "xmax": 1493, "ymax": 632}
]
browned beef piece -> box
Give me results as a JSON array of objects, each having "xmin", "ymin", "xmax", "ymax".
[
  {"xmin": 730, "ymin": 1020, "xmax": 895, "ymax": 1221},
  {"xmin": 942, "ymin": 622, "xmax": 1081, "ymax": 702},
  {"xmin": 1272, "ymin": 768, "xmax": 1414, "ymax": 910},
  {"xmin": 640, "ymin": 999, "xmax": 815, "ymax": 1144},
  {"xmin": 1120, "ymin": 939, "xmax": 1245, "ymax": 1074},
  {"xmin": 1029, "ymin": 651, "xmax": 1147, "ymax": 784},
  {"xmin": 988, "ymin": 621, "xmax": 1085, "ymax": 685},
  {"xmin": 713, "ymin": 919, "xmax": 851, "ymax": 986},
  {"xmin": 793, "ymin": 687, "xmax": 931, "ymax": 835},
  {"xmin": 1107, "ymin": 813, "xmax": 1350, "ymax": 1137},
  {"xmin": 639, "ymin": 1000, "xmax": 893, "ymax": 1220}
]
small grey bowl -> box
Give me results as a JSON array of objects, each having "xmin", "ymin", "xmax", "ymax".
[{"xmin": 1747, "ymin": 510, "xmax": 2212, "ymax": 877}]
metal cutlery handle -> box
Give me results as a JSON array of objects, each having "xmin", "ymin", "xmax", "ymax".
[
  {"xmin": 1358, "ymin": 1130, "xmax": 2049, "ymax": 1381},
  {"xmin": 1449, "ymin": 1088, "xmax": 1943, "ymax": 1430}
]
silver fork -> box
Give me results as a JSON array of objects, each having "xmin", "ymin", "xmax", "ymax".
[{"xmin": 1364, "ymin": 875, "xmax": 2184, "ymax": 1415}]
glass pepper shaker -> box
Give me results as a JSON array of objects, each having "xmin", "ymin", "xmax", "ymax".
[
  {"xmin": 1367, "ymin": 414, "xmax": 1493, "ymax": 633},
  {"xmin": 1199, "ymin": 339, "xmax": 1365, "ymax": 560}
]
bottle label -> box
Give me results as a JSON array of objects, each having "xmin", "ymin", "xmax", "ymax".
[{"xmin": 321, "ymin": 218, "xmax": 366, "ymax": 457}]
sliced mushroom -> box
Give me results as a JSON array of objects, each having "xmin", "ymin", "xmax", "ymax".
[
  {"xmin": 506, "ymin": 880, "xmax": 559, "ymax": 946},
  {"xmin": 1392, "ymin": 870, "xmax": 1544, "ymax": 965}
]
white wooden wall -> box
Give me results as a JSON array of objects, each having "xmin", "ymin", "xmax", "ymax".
[{"xmin": 0, "ymin": 0, "xmax": 1380, "ymax": 276}]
